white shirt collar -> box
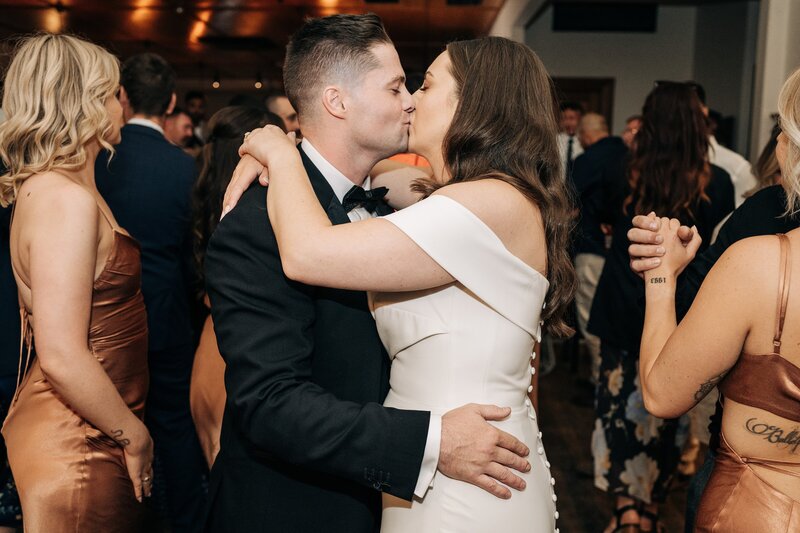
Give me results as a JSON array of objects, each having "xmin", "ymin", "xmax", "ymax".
[
  {"xmin": 300, "ymin": 138, "xmax": 369, "ymax": 203},
  {"xmin": 127, "ymin": 117, "xmax": 165, "ymax": 136}
]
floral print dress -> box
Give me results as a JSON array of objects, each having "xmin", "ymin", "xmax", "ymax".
[{"xmin": 592, "ymin": 345, "xmax": 690, "ymax": 504}]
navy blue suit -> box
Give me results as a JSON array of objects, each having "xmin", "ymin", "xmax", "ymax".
[{"xmin": 96, "ymin": 123, "xmax": 207, "ymax": 532}]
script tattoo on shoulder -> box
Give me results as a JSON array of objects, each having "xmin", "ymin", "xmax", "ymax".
[
  {"xmin": 694, "ymin": 371, "xmax": 727, "ymax": 402},
  {"xmin": 111, "ymin": 429, "xmax": 131, "ymax": 447},
  {"xmin": 745, "ymin": 418, "xmax": 800, "ymax": 453}
]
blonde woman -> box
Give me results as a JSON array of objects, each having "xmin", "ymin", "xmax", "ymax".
[
  {"xmin": 638, "ymin": 67, "xmax": 800, "ymax": 531},
  {"xmin": 0, "ymin": 34, "xmax": 153, "ymax": 532}
]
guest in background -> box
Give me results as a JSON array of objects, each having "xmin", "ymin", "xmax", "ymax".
[
  {"xmin": 589, "ymin": 81, "xmax": 734, "ymax": 533},
  {"xmin": 265, "ymin": 92, "xmax": 301, "ymax": 137},
  {"xmin": 691, "ymin": 82, "xmax": 757, "ymax": 206},
  {"xmin": 0, "ymin": 33, "xmax": 153, "ymax": 531},
  {"xmin": 164, "ymin": 106, "xmax": 195, "ymax": 149},
  {"xmin": 621, "ymin": 115, "xmax": 642, "ymax": 149},
  {"xmin": 185, "ymin": 90, "xmax": 207, "ymax": 145},
  {"xmin": 570, "ymin": 113, "xmax": 628, "ymax": 384},
  {"xmin": 637, "ymin": 67, "xmax": 800, "ymax": 533},
  {"xmin": 558, "ymin": 101, "xmax": 584, "ymax": 181},
  {"xmin": 749, "ymin": 122, "xmax": 783, "ymax": 197},
  {"xmin": 96, "ymin": 53, "xmax": 207, "ymax": 533},
  {"xmin": 190, "ymin": 106, "xmax": 284, "ymax": 467}
]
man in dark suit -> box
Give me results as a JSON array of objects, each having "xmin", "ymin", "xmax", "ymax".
[
  {"xmin": 204, "ymin": 14, "xmax": 532, "ymax": 533},
  {"xmin": 96, "ymin": 53, "xmax": 206, "ymax": 533},
  {"xmin": 569, "ymin": 112, "xmax": 628, "ymax": 384}
]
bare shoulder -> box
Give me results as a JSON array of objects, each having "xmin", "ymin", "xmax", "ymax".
[
  {"xmin": 710, "ymin": 235, "xmax": 781, "ymax": 289},
  {"xmin": 432, "ymin": 178, "xmax": 540, "ymax": 228},
  {"xmin": 15, "ymin": 172, "xmax": 98, "ymax": 233}
]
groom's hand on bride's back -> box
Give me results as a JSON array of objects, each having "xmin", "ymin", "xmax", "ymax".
[{"xmin": 439, "ymin": 404, "xmax": 530, "ymax": 500}]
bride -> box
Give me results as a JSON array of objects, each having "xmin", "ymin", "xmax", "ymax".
[{"xmin": 229, "ymin": 36, "xmax": 573, "ymax": 532}]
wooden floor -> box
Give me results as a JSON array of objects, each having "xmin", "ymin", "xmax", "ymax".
[{"xmin": 538, "ymin": 347, "xmax": 690, "ymax": 533}]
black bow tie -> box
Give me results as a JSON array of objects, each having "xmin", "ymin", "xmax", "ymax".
[{"xmin": 341, "ymin": 185, "xmax": 389, "ymax": 213}]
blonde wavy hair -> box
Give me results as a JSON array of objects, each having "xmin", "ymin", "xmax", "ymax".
[
  {"xmin": 779, "ymin": 67, "xmax": 800, "ymax": 215},
  {"xmin": 0, "ymin": 33, "xmax": 120, "ymax": 207}
]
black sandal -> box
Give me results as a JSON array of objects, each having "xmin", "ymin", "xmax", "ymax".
[
  {"xmin": 639, "ymin": 507, "xmax": 663, "ymax": 533},
  {"xmin": 611, "ymin": 503, "xmax": 641, "ymax": 532}
]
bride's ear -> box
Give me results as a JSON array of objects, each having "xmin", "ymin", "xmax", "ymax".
[{"xmin": 321, "ymin": 86, "xmax": 347, "ymax": 120}]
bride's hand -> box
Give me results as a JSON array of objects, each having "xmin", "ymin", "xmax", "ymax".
[
  {"xmin": 238, "ymin": 126, "xmax": 297, "ymax": 167},
  {"xmin": 221, "ymin": 128, "xmax": 298, "ymax": 216},
  {"xmin": 222, "ymin": 155, "xmax": 267, "ymax": 218}
]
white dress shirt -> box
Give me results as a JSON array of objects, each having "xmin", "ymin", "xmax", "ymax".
[
  {"xmin": 557, "ymin": 132, "xmax": 583, "ymax": 180},
  {"xmin": 300, "ymin": 138, "xmax": 441, "ymax": 497},
  {"xmin": 127, "ymin": 117, "xmax": 165, "ymax": 136},
  {"xmin": 708, "ymin": 136, "xmax": 756, "ymax": 207}
]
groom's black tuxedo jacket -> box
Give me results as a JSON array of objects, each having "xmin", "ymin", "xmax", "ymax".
[{"xmin": 203, "ymin": 149, "xmax": 430, "ymax": 533}]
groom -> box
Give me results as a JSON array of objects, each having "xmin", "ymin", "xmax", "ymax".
[{"xmin": 204, "ymin": 14, "xmax": 531, "ymax": 532}]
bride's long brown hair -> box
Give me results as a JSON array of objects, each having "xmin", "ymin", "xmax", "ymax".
[{"xmin": 413, "ymin": 37, "xmax": 576, "ymax": 337}]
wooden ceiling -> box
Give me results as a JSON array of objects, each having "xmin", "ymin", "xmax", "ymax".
[{"xmin": 0, "ymin": 0, "xmax": 507, "ymax": 85}]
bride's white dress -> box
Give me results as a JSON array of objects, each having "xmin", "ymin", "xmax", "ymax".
[{"xmin": 371, "ymin": 196, "xmax": 559, "ymax": 533}]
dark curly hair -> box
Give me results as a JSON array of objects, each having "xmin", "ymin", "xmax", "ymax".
[{"xmin": 192, "ymin": 106, "xmax": 284, "ymax": 296}]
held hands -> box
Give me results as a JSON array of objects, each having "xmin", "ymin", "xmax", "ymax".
[
  {"xmin": 221, "ymin": 127, "xmax": 298, "ymax": 217},
  {"xmin": 120, "ymin": 422, "xmax": 154, "ymax": 502},
  {"xmin": 439, "ymin": 404, "xmax": 531, "ymax": 500},
  {"xmin": 628, "ymin": 212, "xmax": 697, "ymax": 278},
  {"xmin": 645, "ymin": 216, "xmax": 702, "ymax": 280}
]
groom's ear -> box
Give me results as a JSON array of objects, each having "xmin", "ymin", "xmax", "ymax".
[{"xmin": 321, "ymin": 86, "xmax": 347, "ymax": 119}]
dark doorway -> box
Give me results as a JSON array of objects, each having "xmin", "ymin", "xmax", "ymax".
[{"xmin": 553, "ymin": 77, "xmax": 615, "ymax": 131}]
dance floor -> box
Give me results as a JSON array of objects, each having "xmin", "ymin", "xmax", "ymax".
[{"xmin": 539, "ymin": 344, "xmax": 690, "ymax": 533}]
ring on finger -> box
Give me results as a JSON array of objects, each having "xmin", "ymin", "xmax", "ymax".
[{"xmin": 243, "ymin": 131, "xmax": 251, "ymax": 141}]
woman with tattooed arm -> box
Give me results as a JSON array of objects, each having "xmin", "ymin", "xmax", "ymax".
[
  {"xmin": 640, "ymin": 68, "xmax": 800, "ymax": 532},
  {"xmin": 0, "ymin": 34, "xmax": 153, "ymax": 532}
]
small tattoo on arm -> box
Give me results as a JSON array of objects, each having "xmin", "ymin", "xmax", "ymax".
[
  {"xmin": 649, "ymin": 277, "xmax": 667, "ymax": 284},
  {"xmin": 745, "ymin": 418, "xmax": 800, "ymax": 453},
  {"xmin": 111, "ymin": 429, "xmax": 130, "ymax": 447},
  {"xmin": 694, "ymin": 372, "xmax": 727, "ymax": 401}
]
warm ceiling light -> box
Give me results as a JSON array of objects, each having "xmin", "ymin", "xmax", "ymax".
[
  {"xmin": 212, "ymin": 73, "xmax": 220, "ymax": 89},
  {"xmin": 254, "ymin": 81, "xmax": 263, "ymax": 89},
  {"xmin": 42, "ymin": 8, "xmax": 62, "ymax": 33},
  {"xmin": 189, "ymin": 10, "xmax": 212, "ymax": 46},
  {"xmin": 131, "ymin": 0, "xmax": 158, "ymax": 24}
]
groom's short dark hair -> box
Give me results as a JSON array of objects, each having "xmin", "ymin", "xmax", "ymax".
[{"xmin": 283, "ymin": 13, "xmax": 392, "ymax": 118}]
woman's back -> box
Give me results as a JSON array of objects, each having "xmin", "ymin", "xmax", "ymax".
[
  {"xmin": 3, "ymin": 172, "xmax": 149, "ymax": 532},
  {"xmin": 718, "ymin": 230, "xmax": 800, "ymax": 501}
]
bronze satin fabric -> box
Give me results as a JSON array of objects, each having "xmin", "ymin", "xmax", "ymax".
[
  {"xmin": 695, "ymin": 434, "xmax": 800, "ymax": 532},
  {"xmin": 697, "ymin": 234, "xmax": 800, "ymax": 532},
  {"xmin": 189, "ymin": 312, "xmax": 226, "ymax": 467},
  {"xmin": 719, "ymin": 352, "xmax": 800, "ymax": 423},
  {"xmin": 2, "ymin": 231, "xmax": 149, "ymax": 533}
]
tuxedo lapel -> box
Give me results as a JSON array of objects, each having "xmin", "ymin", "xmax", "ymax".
[{"xmin": 298, "ymin": 147, "xmax": 351, "ymax": 226}]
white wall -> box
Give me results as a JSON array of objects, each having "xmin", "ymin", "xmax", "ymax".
[
  {"xmin": 692, "ymin": 1, "xmax": 759, "ymax": 154},
  {"xmin": 525, "ymin": 6, "xmax": 698, "ymax": 133},
  {"xmin": 750, "ymin": 0, "xmax": 800, "ymax": 156}
]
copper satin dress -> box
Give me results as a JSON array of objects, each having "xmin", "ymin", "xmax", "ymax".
[
  {"xmin": 696, "ymin": 234, "xmax": 800, "ymax": 532},
  {"xmin": 2, "ymin": 221, "xmax": 149, "ymax": 532}
]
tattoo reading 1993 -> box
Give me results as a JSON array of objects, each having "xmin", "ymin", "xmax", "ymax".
[
  {"xmin": 745, "ymin": 418, "xmax": 800, "ymax": 453},
  {"xmin": 649, "ymin": 277, "xmax": 667, "ymax": 284}
]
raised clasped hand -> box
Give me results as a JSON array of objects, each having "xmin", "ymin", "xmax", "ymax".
[
  {"xmin": 646, "ymin": 216, "xmax": 702, "ymax": 279},
  {"xmin": 628, "ymin": 212, "xmax": 697, "ymax": 277},
  {"xmin": 221, "ymin": 127, "xmax": 298, "ymax": 218}
]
